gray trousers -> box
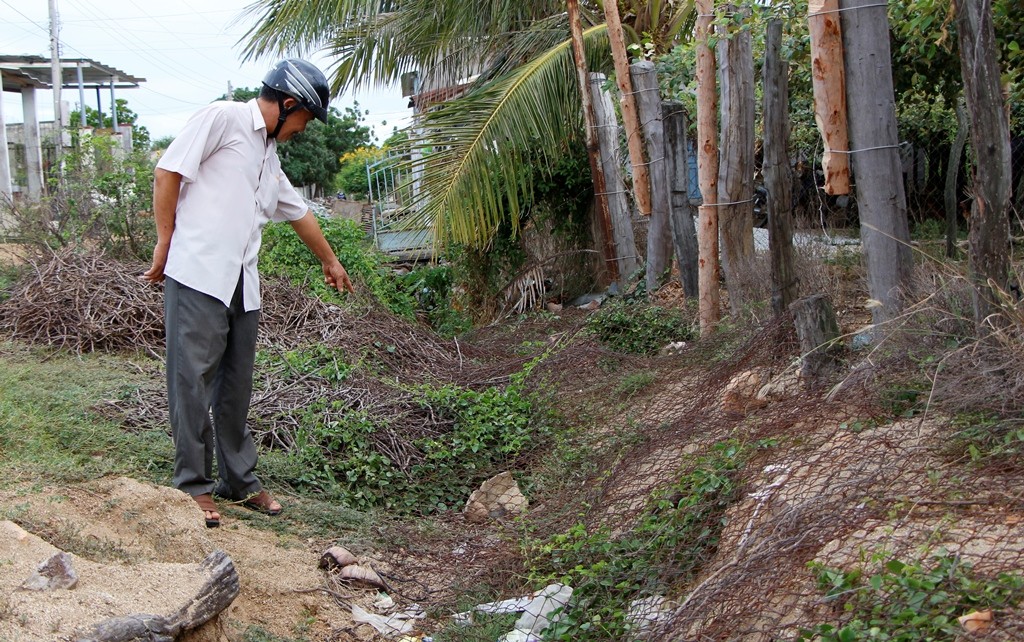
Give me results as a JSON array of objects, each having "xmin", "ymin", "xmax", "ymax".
[{"xmin": 164, "ymin": 273, "xmax": 262, "ymax": 500}]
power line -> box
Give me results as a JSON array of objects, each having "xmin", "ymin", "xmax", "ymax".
[
  {"xmin": 125, "ymin": 0, "xmax": 246, "ymax": 80},
  {"xmin": 63, "ymin": 0, "xmax": 224, "ymax": 94},
  {"xmin": 0, "ymin": 0, "xmax": 50, "ymax": 37}
]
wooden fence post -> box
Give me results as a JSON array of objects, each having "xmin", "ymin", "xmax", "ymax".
[
  {"xmin": 631, "ymin": 61, "xmax": 673, "ymax": 294},
  {"xmin": 663, "ymin": 100, "xmax": 699, "ymax": 298},
  {"xmin": 590, "ymin": 73, "xmax": 641, "ymax": 281},
  {"xmin": 763, "ymin": 19, "xmax": 798, "ymax": 316},
  {"xmin": 695, "ymin": 0, "xmax": 721, "ymax": 335}
]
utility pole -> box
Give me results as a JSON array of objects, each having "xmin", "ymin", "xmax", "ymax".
[{"xmin": 49, "ymin": 0, "xmax": 63, "ymax": 165}]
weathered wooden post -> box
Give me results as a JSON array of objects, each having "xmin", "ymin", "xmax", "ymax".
[
  {"xmin": 631, "ymin": 61, "xmax": 673, "ymax": 294},
  {"xmin": 840, "ymin": 0, "xmax": 912, "ymax": 329},
  {"xmin": 790, "ymin": 294, "xmax": 842, "ymax": 381},
  {"xmin": 603, "ymin": 0, "xmax": 652, "ymax": 218},
  {"xmin": 567, "ymin": 0, "xmax": 620, "ymax": 285},
  {"xmin": 591, "ymin": 73, "xmax": 641, "ymax": 280},
  {"xmin": 944, "ymin": 101, "xmax": 968, "ymax": 259},
  {"xmin": 808, "ymin": 0, "xmax": 851, "ymax": 195},
  {"xmin": 663, "ymin": 100, "xmax": 699, "ymax": 298},
  {"xmin": 957, "ymin": 0, "xmax": 1012, "ymax": 334},
  {"xmin": 717, "ymin": 2, "xmax": 756, "ymax": 315},
  {"xmin": 763, "ymin": 19, "xmax": 798, "ymax": 316}
]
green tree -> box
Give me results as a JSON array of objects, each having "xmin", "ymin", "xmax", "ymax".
[
  {"xmin": 150, "ymin": 135, "xmax": 174, "ymax": 151},
  {"xmin": 335, "ymin": 146, "xmax": 384, "ymax": 200},
  {"xmin": 279, "ymin": 105, "xmax": 371, "ymax": 193},
  {"xmin": 239, "ymin": 0, "xmax": 694, "ymax": 248},
  {"xmin": 71, "ymin": 98, "xmax": 151, "ymax": 151}
]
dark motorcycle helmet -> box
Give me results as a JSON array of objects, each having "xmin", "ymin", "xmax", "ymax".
[{"xmin": 262, "ymin": 59, "xmax": 330, "ymax": 132}]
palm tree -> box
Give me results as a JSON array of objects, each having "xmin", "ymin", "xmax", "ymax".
[{"xmin": 240, "ymin": 0, "xmax": 692, "ymax": 248}]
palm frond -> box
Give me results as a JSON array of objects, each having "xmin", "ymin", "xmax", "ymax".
[
  {"xmin": 399, "ymin": 24, "xmax": 611, "ymax": 248},
  {"xmin": 237, "ymin": 0, "xmax": 380, "ymax": 60},
  {"xmin": 241, "ymin": 0, "xmax": 569, "ymax": 92}
]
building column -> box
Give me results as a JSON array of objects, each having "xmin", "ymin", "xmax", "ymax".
[
  {"xmin": 0, "ymin": 92, "xmax": 12, "ymax": 208},
  {"xmin": 109, "ymin": 78, "xmax": 118, "ymax": 129},
  {"xmin": 22, "ymin": 87, "xmax": 45, "ymax": 201},
  {"xmin": 77, "ymin": 62, "xmax": 87, "ymax": 127}
]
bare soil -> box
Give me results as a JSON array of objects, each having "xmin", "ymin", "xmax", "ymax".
[{"xmin": 0, "ymin": 477, "xmax": 377, "ymax": 641}]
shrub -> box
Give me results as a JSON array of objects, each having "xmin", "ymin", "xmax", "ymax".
[
  {"xmin": 527, "ymin": 440, "xmax": 759, "ymax": 640},
  {"xmin": 586, "ymin": 300, "xmax": 696, "ymax": 354},
  {"xmin": 5, "ymin": 133, "xmax": 155, "ymax": 260},
  {"xmin": 396, "ymin": 264, "xmax": 472, "ymax": 337},
  {"xmin": 260, "ymin": 216, "xmax": 415, "ymax": 317},
  {"xmin": 800, "ymin": 551, "xmax": 1024, "ymax": 642},
  {"xmin": 278, "ymin": 379, "xmax": 548, "ymax": 514}
]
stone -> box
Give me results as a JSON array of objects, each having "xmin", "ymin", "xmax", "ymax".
[
  {"xmin": 464, "ymin": 472, "xmax": 528, "ymax": 523},
  {"xmin": 21, "ymin": 552, "xmax": 78, "ymax": 591},
  {"xmin": 721, "ymin": 369, "xmax": 770, "ymax": 414}
]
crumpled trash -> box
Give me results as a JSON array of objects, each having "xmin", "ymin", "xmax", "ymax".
[
  {"xmin": 454, "ymin": 583, "xmax": 573, "ymax": 641},
  {"xmin": 351, "ymin": 603, "xmax": 425, "ymax": 638},
  {"xmin": 625, "ymin": 595, "xmax": 676, "ymax": 637}
]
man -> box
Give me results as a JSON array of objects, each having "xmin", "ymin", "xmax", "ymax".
[{"xmin": 143, "ymin": 59, "xmax": 354, "ymax": 527}]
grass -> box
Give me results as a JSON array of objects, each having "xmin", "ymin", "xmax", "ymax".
[
  {"xmin": 0, "ymin": 338, "xmax": 382, "ymax": 544},
  {"xmin": 0, "ymin": 340, "xmax": 175, "ymax": 487}
]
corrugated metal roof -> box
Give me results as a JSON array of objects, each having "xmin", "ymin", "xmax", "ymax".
[{"xmin": 0, "ymin": 56, "xmax": 144, "ymax": 92}]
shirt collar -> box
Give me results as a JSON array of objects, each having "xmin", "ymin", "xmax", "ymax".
[{"xmin": 247, "ymin": 99, "xmax": 268, "ymax": 140}]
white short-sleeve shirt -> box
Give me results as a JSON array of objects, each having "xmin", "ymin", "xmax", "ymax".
[{"xmin": 157, "ymin": 99, "xmax": 308, "ymax": 311}]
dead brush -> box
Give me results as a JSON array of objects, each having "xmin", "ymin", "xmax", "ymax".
[
  {"xmin": 834, "ymin": 253, "xmax": 1024, "ymax": 427},
  {"xmin": 715, "ymin": 236, "xmax": 855, "ymax": 325}
]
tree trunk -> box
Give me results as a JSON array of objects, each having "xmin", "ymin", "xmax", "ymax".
[
  {"xmin": 716, "ymin": 3, "xmax": 756, "ymax": 315},
  {"xmin": 840, "ymin": 0, "xmax": 912, "ymax": 330},
  {"xmin": 763, "ymin": 19, "xmax": 799, "ymax": 317},
  {"xmin": 631, "ymin": 61, "xmax": 672, "ymax": 294},
  {"xmin": 590, "ymin": 73, "xmax": 641, "ymax": 280},
  {"xmin": 75, "ymin": 550, "xmax": 239, "ymax": 642},
  {"xmin": 945, "ymin": 100, "xmax": 968, "ymax": 259},
  {"xmin": 568, "ymin": 0, "xmax": 619, "ymax": 285},
  {"xmin": 603, "ymin": 0, "xmax": 652, "ymax": 218},
  {"xmin": 957, "ymin": 0, "xmax": 1012, "ymax": 334},
  {"xmin": 808, "ymin": 0, "xmax": 851, "ymax": 195},
  {"xmin": 696, "ymin": 0, "xmax": 721, "ymax": 335},
  {"xmin": 663, "ymin": 100, "xmax": 700, "ymax": 298}
]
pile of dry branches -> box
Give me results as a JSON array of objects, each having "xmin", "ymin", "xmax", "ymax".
[
  {"xmin": 0, "ymin": 249, "xmax": 539, "ymax": 464},
  {"xmin": 0, "ymin": 250, "xmax": 164, "ymax": 355},
  {"xmin": 0, "ymin": 249, "xmax": 473, "ymax": 379}
]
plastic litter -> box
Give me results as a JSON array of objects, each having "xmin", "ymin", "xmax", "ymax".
[
  {"xmin": 454, "ymin": 583, "xmax": 573, "ymax": 641},
  {"xmin": 351, "ymin": 603, "xmax": 424, "ymax": 637}
]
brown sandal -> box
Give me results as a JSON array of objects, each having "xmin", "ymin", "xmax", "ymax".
[
  {"xmin": 242, "ymin": 490, "xmax": 282, "ymax": 516},
  {"xmin": 193, "ymin": 493, "xmax": 221, "ymax": 528}
]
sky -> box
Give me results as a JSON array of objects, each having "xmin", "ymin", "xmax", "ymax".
[{"xmin": 0, "ymin": 0, "xmax": 411, "ymax": 143}]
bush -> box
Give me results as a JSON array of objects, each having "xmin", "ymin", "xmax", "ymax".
[
  {"xmin": 282, "ymin": 380, "xmax": 547, "ymax": 514},
  {"xmin": 527, "ymin": 439, "xmax": 758, "ymax": 640},
  {"xmin": 800, "ymin": 551, "xmax": 1024, "ymax": 642},
  {"xmin": 5, "ymin": 133, "xmax": 155, "ymax": 260},
  {"xmin": 260, "ymin": 216, "xmax": 416, "ymax": 317},
  {"xmin": 396, "ymin": 264, "xmax": 472, "ymax": 337},
  {"xmin": 586, "ymin": 300, "xmax": 696, "ymax": 354}
]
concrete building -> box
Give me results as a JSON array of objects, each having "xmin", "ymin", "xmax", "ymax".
[{"xmin": 0, "ymin": 56, "xmax": 143, "ymax": 216}]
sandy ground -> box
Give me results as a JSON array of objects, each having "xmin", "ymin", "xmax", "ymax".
[{"xmin": 0, "ymin": 477, "xmax": 374, "ymax": 641}]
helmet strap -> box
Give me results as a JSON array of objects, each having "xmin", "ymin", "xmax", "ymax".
[{"xmin": 268, "ymin": 96, "xmax": 299, "ymax": 139}]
